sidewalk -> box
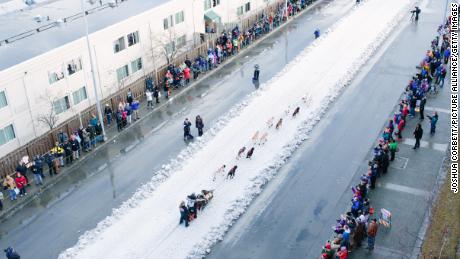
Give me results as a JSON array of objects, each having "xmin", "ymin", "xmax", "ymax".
[
  {"xmin": 348, "ymin": 87, "xmax": 449, "ymax": 258},
  {"xmin": 0, "ymin": 0, "xmax": 322, "ymax": 221},
  {"xmin": 347, "ymin": 50, "xmax": 451, "ymax": 258}
]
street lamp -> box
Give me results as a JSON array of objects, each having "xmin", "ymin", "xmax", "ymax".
[{"xmin": 80, "ymin": 0, "xmax": 106, "ymax": 140}]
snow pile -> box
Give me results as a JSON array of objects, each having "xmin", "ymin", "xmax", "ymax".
[{"xmin": 59, "ymin": 0, "xmax": 411, "ymax": 258}]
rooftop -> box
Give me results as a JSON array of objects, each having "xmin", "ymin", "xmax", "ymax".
[{"xmin": 0, "ymin": 0, "xmax": 169, "ymax": 71}]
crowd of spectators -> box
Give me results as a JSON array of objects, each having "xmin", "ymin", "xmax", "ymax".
[
  {"xmin": 0, "ymin": 114, "xmax": 105, "ymax": 209},
  {"xmin": 0, "ymin": 0, "xmax": 314, "ymax": 213},
  {"xmin": 320, "ymin": 18, "xmax": 450, "ymax": 259},
  {"xmin": 154, "ymin": 0, "xmax": 310, "ymax": 99}
]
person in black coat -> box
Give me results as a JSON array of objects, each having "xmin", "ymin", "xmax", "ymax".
[
  {"xmin": 253, "ymin": 64, "xmax": 260, "ymax": 81},
  {"xmin": 179, "ymin": 201, "xmax": 189, "ymax": 227},
  {"xmin": 411, "ymin": 6, "xmax": 421, "ymax": 21},
  {"xmin": 419, "ymin": 97, "xmax": 426, "ymax": 120},
  {"xmin": 183, "ymin": 118, "xmax": 193, "ymax": 140},
  {"xmin": 44, "ymin": 153, "xmax": 56, "ymax": 176},
  {"xmin": 369, "ymin": 161, "xmax": 378, "ymax": 189},
  {"xmin": 63, "ymin": 141, "xmax": 73, "ymax": 165},
  {"xmin": 15, "ymin": 162, "xmax": 27, "ymax": 175},
  {"xmin": 77, "ymin": 127, "xmax": 84, "ymax": 150},
  {"xmin": 154, "ymin": 86, "xmax": 160, "ymax": 104},
  {"xmin": 70, "ymin": 138, "xmax": 80, "ymax": 160},
  {"xmin": 413, "ymin": 123, "xmax": 423, "ymax": 149},
  {"xmin": 34, "ymin": 155, "xmax": 45, "ymax": 179},
  {"xmin": 116, "ymin": 111, "xmax": 123, "ymax": 132},
  {"xmin": 195, "ymin": 115, "xmax": 204, "ymax": 137},
  {"xmin": 382, "ymin": 149, "xmax": 390, "ymax": 174}
]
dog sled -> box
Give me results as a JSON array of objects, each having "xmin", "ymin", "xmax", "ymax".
[{"xmin": 187, "ymin": 190, "xmax": 214, "ymax": 222}]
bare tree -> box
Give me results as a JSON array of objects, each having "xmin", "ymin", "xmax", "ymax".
[
  {"xmin": 37, "ymin": 97, "xmax": 59, "ymax": 130},
  {"xmin": 151, "ymin": 28, "xmax": 179, "ymax": 65}
]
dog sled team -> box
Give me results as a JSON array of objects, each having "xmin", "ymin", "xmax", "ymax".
[
  {"xmin": 179, "ymin": 190, "xmax": 214, "ymax": 227},
  {"xmin": 179, "ymin": 94, "xmax": 311, "ymax": 227}
]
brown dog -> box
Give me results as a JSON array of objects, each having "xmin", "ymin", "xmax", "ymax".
[{"xmin": 275, "ymin": 118, "xmax": 283, "ymax": 129}]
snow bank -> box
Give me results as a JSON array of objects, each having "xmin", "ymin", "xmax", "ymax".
[{"xmin": 59, "ymin": 0, "xmax": 412, "ymax": 258}]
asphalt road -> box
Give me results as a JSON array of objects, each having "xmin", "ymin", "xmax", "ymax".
[
  {"xmin": 0, "ymin": 0, "xmax": 358, "ymax": 258},
  {"xmin": 208, "ymin": 0, "xmax": 448, "ymax": 258}
]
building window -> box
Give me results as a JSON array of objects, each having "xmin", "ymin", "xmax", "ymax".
[
  {"xmin": 245, "ymin": 2, "xmax": 251, "ymax": 12},
  {"xmin": 48, "ymin": 66, "xmax": 65, "ymax": 84},
  {"xmin": 0, "ymin": 91, "xmax": 7, "ymax": 109},
  {"xmin": 53, "ymin": 96, "xmax": 70, "ymax": 114},
  {"xmin": 113, "ymin": 37, "xmax": 126, "ymax": 53},
  {"xmin": 131, "ymin": 58, "xmax": 143, "ymax": 74},
  {"xmin": 204, "ymin": 0, "xmax": 211, "ymax": 10},
  {"xmin": 175, "ymin": 11, "xmax": 184, "ymax": 24},
  {"xmin": 116, "ymin": 64, "xmax": 129, "ymax": 82},
  {"xmin": 237, "ymin": 6, "xmax": 244, "ymax": 16},
  {"xmin": 66, "ymin": 57, "xmax": 83, "ymax": 76},
  {"xmin": 72, "ymin": 86, "xmax": 87, "ymax": 105},
  {"xmin": 0, "ymin": 124, "xmax": 15, "ymax": 146},
  {"xmin": 176, "ymin": 35, "xmax": 186, "ymax": 49},
  {"xmin": 163, "ymin": 15, "xmax": 173, "ymax": 30},
  {"xmin": 213, "ymin": 0, "xmax": 220, "ymax": 7},
  {"xmin": 127, "ymin": 31, "xmax": 139, "ymax": 46}
]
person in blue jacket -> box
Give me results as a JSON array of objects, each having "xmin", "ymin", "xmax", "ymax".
[
  {"xmin": 314, "ymin": 29, "xmax": 320, "ymax": 39},
  {"xmin": 427, "ymin": 112, "xmax": 438, "ymax": 135},
  {"xmin": 179, "ymin": 201, "xmax": 189, "ymax": 227},
  {"xmin": 4, "ymin": 247, "xmax": 20, "ymax": 259}
]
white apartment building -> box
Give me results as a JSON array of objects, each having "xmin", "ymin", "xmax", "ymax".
[{"xmin": 0, "ymin": 0, "xmax": 278, "ymax": 159}]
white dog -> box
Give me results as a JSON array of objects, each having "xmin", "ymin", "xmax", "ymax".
[
  {"xmin": 252, "ymin": 130, "xmax": 260, "ymax": 143},
  {"xmin": 259, "ymin": 132, "xmax": 268, "ymax": 145},
  {"xmin": 266, "ymin": 117, "xmax": 274, "ymax": 128}
]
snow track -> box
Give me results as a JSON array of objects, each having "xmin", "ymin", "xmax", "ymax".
[{"xmin": 59, "ymin": 0, "xmax": 412, "ymax": 258}]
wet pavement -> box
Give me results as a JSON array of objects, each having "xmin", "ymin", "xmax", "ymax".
[
  {"xmin": 0, "ymin": 0, "xmax": 358, "ymax": 258},
  {"xmin": 208, "ymin": 0, "xmax": 449, "ymax": 258}
]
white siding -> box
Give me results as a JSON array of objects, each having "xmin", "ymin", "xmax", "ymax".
[{"xmin": 0, "ymin": 0, "xmax": 275, "ymax": 158}]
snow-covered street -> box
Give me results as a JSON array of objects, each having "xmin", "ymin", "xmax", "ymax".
[{"xmin": 59, "ymin": 0, "xmax": 412, "ymax": 258}]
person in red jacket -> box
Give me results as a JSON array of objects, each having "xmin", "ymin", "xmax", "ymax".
[
  {"xmin": 183, "ymin": 67, "xmax": 191, "ymax": 85},
  {"xmin": 14, "ymin": 172, "xmax": 27, "ymax": 197},
  {"xmin": 402, "ymin": 104, "xmax": 409, "ymax": 119},
  {"xmin": 397, "ymin": 117, "xmax": 405, "ymax": 139},
  {"xmin": 336, "ymin": 246, "xmax": 348, "ymax": 259}
]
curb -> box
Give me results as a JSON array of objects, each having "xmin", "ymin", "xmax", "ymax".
[{"xmin": 0, "ymin": 0, "xmax": 322, "ymax": 222}]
